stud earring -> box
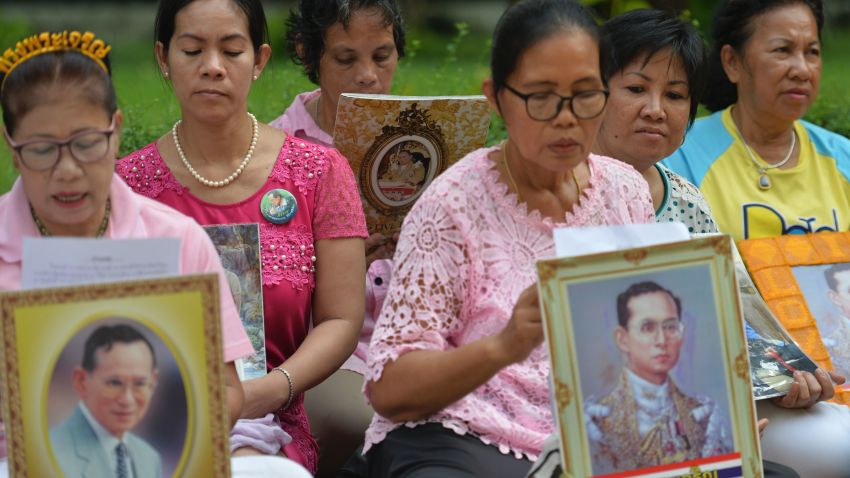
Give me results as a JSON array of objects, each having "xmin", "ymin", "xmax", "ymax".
[{"xmin": 253, "ymin": 75, "xmax": 258, "ymax": 81}]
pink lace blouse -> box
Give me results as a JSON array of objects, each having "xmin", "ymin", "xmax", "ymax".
[
  {"xmin": 116, "ymin": 137, "xmax": 368, "ymax": 473},
  {"xmin": 364, "ymin": 147, "xmax": 654, "ymax": 459}
]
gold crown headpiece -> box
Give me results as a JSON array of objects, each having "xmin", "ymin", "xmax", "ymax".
[{"xmin": 0, "ymin": 31, "xmax": 112, "ymax": 90}]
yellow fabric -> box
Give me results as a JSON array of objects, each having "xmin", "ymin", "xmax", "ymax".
[{"xmin": 665, "ymin": 107, "xmax": 850, "ymax": 242}]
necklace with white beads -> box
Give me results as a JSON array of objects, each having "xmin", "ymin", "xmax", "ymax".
[{"xmin": 172, "ymin": 112, "xmax": 259, "ymax": 188}]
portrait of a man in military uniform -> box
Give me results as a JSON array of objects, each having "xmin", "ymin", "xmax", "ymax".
[{"xmin": 584, "ymin": 281, "xmax": 733, "ymax": 474}]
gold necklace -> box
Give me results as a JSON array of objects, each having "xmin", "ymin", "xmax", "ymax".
[
  {"xmin": 30, "ymin": 198, "xmax": 111, "ymax": 237},
  {"xmin": 502, "ymin": 141, "xmax": 582, "ymax": 204}
]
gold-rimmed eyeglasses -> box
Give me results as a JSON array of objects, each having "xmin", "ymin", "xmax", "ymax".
[
  {"xmin": 634, "ymin": 318, "xmax": 685, "ymax": 340},
  {"xmin": 98, "ymin": 375, "xmax": 157, "ymax": 399}
]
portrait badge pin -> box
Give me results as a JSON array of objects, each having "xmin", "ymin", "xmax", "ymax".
[{"xmin": 261, "ymin": 188, "xmax": 297, "ymax": 225}]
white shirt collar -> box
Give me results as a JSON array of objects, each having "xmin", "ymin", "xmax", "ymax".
[{"xmin": 625, "ymin": 367, "xmax": 672, "ymax": 411}]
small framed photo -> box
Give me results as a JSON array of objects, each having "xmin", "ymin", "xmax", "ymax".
[
  {"xmin": 738, "ymin": 232, "xmax": 850, "ymax": 405},
  {"xmin": 538, "ymin": 236, "xmax": 761, "ymax": 477},
  {"xmin": 0, "ymin": 274, "xmax": 230, "ymax": 478},
  {"xmin": 203, "ymin": 223, "xmax": 266, "ymax": 380}
]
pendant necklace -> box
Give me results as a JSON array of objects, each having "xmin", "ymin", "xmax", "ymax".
[{"xmin": 730, "ymin": 112, "xmax": 796, "ymax": 191}]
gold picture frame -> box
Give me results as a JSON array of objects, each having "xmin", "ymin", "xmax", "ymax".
[
  {"xmin": 333, "ymin": 93, "xmax": 491, "ymax": 236},
  {"xmin": 538, "ymin": 236, "xmax": 762, "ymax": 477},
  {"xmin": 360, "ymin": 103, "xmax": 447, "ymax": 213},
  {"xmin": 0, "ymin": 274, "xmax": 230, "ymax": 477},
  {"xmin": 738, "ymin": 232, "xmax": 850, "ymax": 406}
]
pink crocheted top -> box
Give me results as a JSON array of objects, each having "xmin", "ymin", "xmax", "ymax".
[
  {"xmin": 364, "ymin": 146, "xmax": 654, "ymax": 459},
  {"xmin": 116, "ymin": 137, "xmax": 367, "ymax": 473}
]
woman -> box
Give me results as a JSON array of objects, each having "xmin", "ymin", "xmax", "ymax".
[
  {"xmin": 665, "ymin": 3, "xmax": 850, "ymax": 475},
  {"xmin": 0, "ymin": 30, "xmax": 310, "ymax": 478},
  {"xmin": 527, "ymin": 9, "xmax": 837, "ymax": 478},
  {"xmin": 272, "ymin": 2, "xmax": 405, "ymax": 473},
  {"xmin": 270, "ymin": 0, "xmax": 404, "ymax": 147},
  {"xmin": 362, "ymin": 0, "xmax": 654, "ymax": 475},
  {"xmin": 594, "ymin": 9, "xmax": 714, "ymax": 234},
  {"xmin": 664, "ymin": 0, "xmax": 850, "ymax": 241},
  {"xmin": 116, "ymin": 0, "xmax": 368, "ymax": 474}
]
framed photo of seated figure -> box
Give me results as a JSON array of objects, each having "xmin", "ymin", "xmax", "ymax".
[
  {"xmin": 537, "ymin": 236, "xmax": 761, "ymax": 478},
  {"xmin": 738, "ymin": 232, "xmax": 850, "ymax": 406},
  {"xmin": 0, "ymin": 274, "xmax": 230, "ymax": 478}
]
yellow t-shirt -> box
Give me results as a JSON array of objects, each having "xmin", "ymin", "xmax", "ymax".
[{"xmin": 663, "ymin": 107, "xmax": 850, "ymax": 240}]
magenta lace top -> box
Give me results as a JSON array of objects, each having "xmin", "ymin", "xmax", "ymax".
[
  {"xmin": 116, "ymin": 137, "xmax": 368, "ymax": 473},
  {"xmin": 364, "ymin": 147, "xmax": 654, "ymax": 459}
]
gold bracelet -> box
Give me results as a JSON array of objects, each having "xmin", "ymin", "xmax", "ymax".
[{"xmin": 271, "ymin": 366, "xmax": 295, "ymax": 411}]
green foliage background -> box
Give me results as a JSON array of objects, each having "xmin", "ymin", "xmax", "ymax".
[{"xmin": 1, "ymin": 3, "xmax": 849, "ymax": 194}]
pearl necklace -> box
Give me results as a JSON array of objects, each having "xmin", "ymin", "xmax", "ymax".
[
  {"xmin": 172, "ymin": 112, "xmax": 259, "ymax": 188},
  {"xmin": 730, "ymin": 112, "xmax": 796, "ymax": 191}
]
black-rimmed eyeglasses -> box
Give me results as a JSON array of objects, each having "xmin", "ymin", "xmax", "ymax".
[
  {"xmin": 4, "ymin": 116, "xmax": 117, "ymax": 171},
  {"xmin": 503, "ymin": 83, "xmax": 609, "ymax": 121}
]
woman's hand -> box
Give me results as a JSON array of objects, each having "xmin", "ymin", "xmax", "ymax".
[
  {"xmin": 240, "ymin": 371, "xmax": 291, "ymax": 419},
  {"xmin": 772, "ymin": 369, "xmax": 845, "ymax": 409},
  {"xmin": 493, "ymin": 285, "xmax": 543, "ymax": 366}
]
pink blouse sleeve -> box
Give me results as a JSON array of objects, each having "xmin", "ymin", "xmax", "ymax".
[
  {"xmin": 313, "ymin": 149, "xmax": 368, "ymax": 240},
  {"xmin": 182, "ymin": 223, "xmax": 254, "ymax": 363},
  {"xmin": 365, "ymin": 193, "xmax": 470, "ymax": 383}
]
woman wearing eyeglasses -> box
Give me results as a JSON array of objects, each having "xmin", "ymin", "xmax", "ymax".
[
  {"xmin": 0, "ymin": 29, "xmax": 315, "ymax": 477},
  {"xmin": 358, "ymin": 1, "xmax": 653, "ymax": 476}
]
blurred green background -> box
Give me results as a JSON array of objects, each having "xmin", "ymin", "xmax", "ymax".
[{"xmin": 1, "ymin": 0, "xmax": 849, "ymax": 193}]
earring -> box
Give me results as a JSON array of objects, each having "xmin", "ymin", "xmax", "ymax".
[
  {"xmin": 163, "ymin": 71, "xmax": 170, "ymax": 79},
  {"xmin": 253, "ymin": 75, "xmax": 258, "ymax": 81}
]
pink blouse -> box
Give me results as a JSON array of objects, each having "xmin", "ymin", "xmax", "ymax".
[
  {"xmin": 270, "ymin": 88, "xmax": 389, "ymax": 375},
  {"xmin": 0, "ymin": 175, "xmax": 254, "ymax": 364},
  {"xmin": 364, "ymin": 147, "xmax": 654, "ymax": 459},
  {"xmin": 269, "ymin": 89, "xmax": 331, "ymax": 147},
  {"xmin": 116, "ymin": 137, "xmax": 368, "ymax": 473}
]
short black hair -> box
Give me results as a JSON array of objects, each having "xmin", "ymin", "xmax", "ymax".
[
  {"xmin": 81, "ymin": 323, "xmax": 157, "ymax": 373},
  {"xmin": 602, "ymin": 9, "xmax": 707, "ymax": 128},
  {"xmin": 1, "ymin": 49, "xmax": 116, "ymax": 137},
  {"xmin": 825, "ymin": 263, "xmax": 850, "ymax": 292},
  {"xmin": 285, "ymin": 0, "xmax": 406, "ymax": 84},
  {"xmin": 616, "ymin": 281, "xmax": 682, "ymax": 328},
  {"xmin": 703, "ymin": 0, "xmax": 824, "ymax": 112},
  {"xmin": 155, "ymin": 0, "xmax": 269, "ymax": 55},
  {"xmin": 491, "ymin": 0, "xmax": 605, "ymax": 103}
]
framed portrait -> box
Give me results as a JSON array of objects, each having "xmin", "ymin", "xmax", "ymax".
[
  {"xmin": 0, "ymin": 274, "xmax": 230, "ymax": 478},
  {"xmin": 203, "ymin": 223, "xmax": 266, "ymax": 380},
  {"xmin": 369, "ymin": 135, "xmax": 441, "ymax": 209},
  {"xmin": 738, "ymin": 232, "xmax": 850, "ymax": 405},
  {"xmin": 333, "ymin": 93, "xmax": 491, "ymax": 236},
  {"xmin": 537, "ymin": 236, "xmax": 761, "ymax": 478}
]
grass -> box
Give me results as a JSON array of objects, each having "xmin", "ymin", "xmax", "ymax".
[
  {"xmin": 2, "ymin": 24, "xmax": 850, "ymax": 194},
  {"xmin": 0, "ymin": 24, "xmax": 494, "ymax": 193}
]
